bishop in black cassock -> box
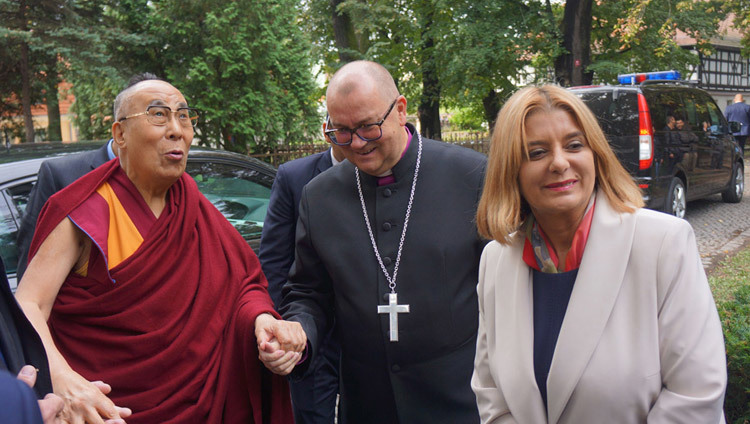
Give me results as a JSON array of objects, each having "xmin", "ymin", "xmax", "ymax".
[{"xmin": 278, "ymin": 61, "xmax": 487, "ymax": 424}]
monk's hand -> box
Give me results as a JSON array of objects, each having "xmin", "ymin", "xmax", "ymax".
[
  {"xmin": 254, "ymin": 313, "xmax": 306, "ymax": 353},
  {"xmin": 51, "ymin": 367, "xmax": 131, "ymax": 424},
  {"xmin": 255, "ymin": 313, "xmax": 306, "ymax": 375}
]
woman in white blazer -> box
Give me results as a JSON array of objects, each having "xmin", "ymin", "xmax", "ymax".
[{"xmin": 473, "ymin": 84, "xmax": 727, "ymax": 424}]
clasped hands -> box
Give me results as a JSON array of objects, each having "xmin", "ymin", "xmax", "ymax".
[{"xmin": 254, "ymin": 313, "xmax": 307, "ymax": 375}]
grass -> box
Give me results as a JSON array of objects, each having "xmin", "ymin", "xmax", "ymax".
[{"xmin": 709, "ymin": 245, "xmax": 750, "ymax": 304}]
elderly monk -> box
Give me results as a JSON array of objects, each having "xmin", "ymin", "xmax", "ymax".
[{"xmin": 15, "ymin": 77, "xmax": 302, "ymax": 423}]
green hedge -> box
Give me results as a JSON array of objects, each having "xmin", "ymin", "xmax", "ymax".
[{"xmin": 720, "ymin": 284, "xmax": 750, "ymax": 423}]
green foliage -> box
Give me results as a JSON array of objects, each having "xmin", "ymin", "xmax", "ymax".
[
  {"xmin": 725, "ymin": 0, "xmax": 750, "ymax": 56},
  {"xmin": 69, "ymin": 75, "xmax": 122, "ymax": 140},
  {"xmin": 719, "ymin": 284, "xmax": 750, "ymax": 423},
  {"xmin": 440, "ymin": 0, "xmax": 561, "ymax": 126},
  {"xmin": 123, "ymin": 0, "xmax": 320, "ymax": 153},
  {"xmin": 710, "ymin": 247, "xmax": 750, "ymax": 422},
  {"xmin": 150, "ymin": 0, "xmax": 320, "ymax": 153},
  {"xmin": 0, "ymin": 0, "xmax": 108, "ymax": 141},
  {"xmin": 2, "ymin": 0, "xmax": 320, "ymax": 151},
  {"xmin": 302, "ymin": 0, "xmax": 432, "ymax": 114},
  {"xmin": 447, "ymin": 106, "xmax": 485, "ymax": 131},
  {"xmin": 587, "ymin": 0, "xmax": 727, "ymax": 84},
  {"xmin": 441, "ymin": 0, "xmax": 555, "ymax": 100}
]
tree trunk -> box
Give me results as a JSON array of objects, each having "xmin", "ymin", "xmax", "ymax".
[
  {"xmin": 19, "ymin": 0, "xmax": 34, "ymax": 143},
  {"xmin": 418, "ymin": 7, "xmax": 441, "ymax": 140},
  {"xmin": 331, "ymin": 0, "xmax": 367, "ymax": 63},
  {"xmin": 482, "ymin": 89, "xmax": 501, "ymax": 133},
  {"xmin": 44, "ymin": 58, "xmax": 62, "ymax": 142},
  {"xmin": 554, "ymin": 0, "xmax": 594, "ymax": 87}
]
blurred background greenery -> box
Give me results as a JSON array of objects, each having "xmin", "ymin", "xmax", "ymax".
[{"xmin": 0, "ymin": 0, "xmax": 747, "ymax": 154}]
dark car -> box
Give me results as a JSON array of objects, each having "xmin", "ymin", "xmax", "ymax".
[
  {"xmin": 0, "ymin": 142, "xmax": 275, "ymax": 290},
  {"xmin": 569, "ymin": 70, "xmax": 744, "ymax": 218}
]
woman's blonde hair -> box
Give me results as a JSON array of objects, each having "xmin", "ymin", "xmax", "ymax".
[{"xmin": 476, "ymin": 84, "xmax": 644, "ymax": 244}]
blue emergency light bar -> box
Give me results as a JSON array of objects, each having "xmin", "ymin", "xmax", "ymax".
[{"xmin": 617, "ymin": 70, "xmax": 681, "ymax": 85}]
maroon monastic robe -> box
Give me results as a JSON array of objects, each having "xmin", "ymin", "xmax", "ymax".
[{"xmin": 29, "ymin": 159, "xmax": 293, "ymax": 423}]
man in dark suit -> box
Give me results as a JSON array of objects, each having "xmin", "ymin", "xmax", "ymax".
[
  {"xmin": 259, "ymin": 142, "xmax": 344, "ymax": 423},
  {"xmin": 261, "ymin": 61, "xmax": 486, "ymax": 423},
  {"xmin": 725, "ymin": 93, "xmax": 750, "ymax": 152},
  {"xmin": 0, "ymin": 257, "xmax": 53, "ymax": 398},
  {"xmin": 1, "ymin": 254, "xmax": 63, "ymax": 424},
  {"xmin": 15, "ymin": 141, "xmax": 114, "ymax": 280}
]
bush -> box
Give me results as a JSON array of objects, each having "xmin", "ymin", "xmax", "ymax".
[
  {"xmin": 447, "ymin": 107, "xmax": 486, "ymax": 131},
  {"xmin": 720, "ymin": 284, "xmax": 750, "ymax": 423}
]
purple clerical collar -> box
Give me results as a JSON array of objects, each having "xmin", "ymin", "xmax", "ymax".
[{"xmin": 377, "ymin": 127, "xmax": 412, "ymax": 186}]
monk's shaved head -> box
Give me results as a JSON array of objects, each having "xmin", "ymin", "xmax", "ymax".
[
  {"xmin": 326, "ymin": 61, "xmax": 399, "ymax": 105},
  {"xmin": 113, "ymin": 73, "xmax": 164, "ymax": 120}
]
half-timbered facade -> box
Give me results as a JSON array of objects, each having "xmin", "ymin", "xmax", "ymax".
[{"xmin": 678, "ymin": 16, "xmax": 749, "ymax": 112}]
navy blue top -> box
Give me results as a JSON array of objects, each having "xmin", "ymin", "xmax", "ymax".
[
  {"xmin": 0, "ymin": 371, "xmax": 43, "ymax": 424},
  {"xmin": 532, "ymin": 268, "xmax": 577, "ymax": 409}
]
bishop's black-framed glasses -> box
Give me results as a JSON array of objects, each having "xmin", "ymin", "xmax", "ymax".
[
  {"xmin": 324, "ymin": 97, "xmax": 399, "ymax": 146},
  {"xmin": 119, "ymin": 105, "xmax": 200, "ymax": 128}
]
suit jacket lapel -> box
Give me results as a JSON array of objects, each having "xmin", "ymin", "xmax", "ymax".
[
  {"xmin": 546, "ymin": 190, "xmax": 637, "ymax": 424},
  {"xmin": 494, "ymin": 237, "xmax": 548, "ymax": 423},
  {"xmin": 314, "ymin": 149, "xmax": 333, "ymax": 175}
]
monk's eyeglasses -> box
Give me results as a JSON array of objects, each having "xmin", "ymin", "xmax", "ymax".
[
  {"xmin": 324, "ymin": 97, "xmax": 399, "ymax": 146},
  {"xmin": 119, "ymin": 105, "xmax": 199, "ymax": 128}
]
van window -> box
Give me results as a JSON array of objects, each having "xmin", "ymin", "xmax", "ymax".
[
  {"xmin": 705, "ymin": 100, "xmax": 726, "ymax": 134},
  {"xmin": 575, "ymin": 90, "xmax": 638, "ymax": 137},
  {"xmin": 644, "ymin": 89, "xmax": 683, "ymax": 132},
  {"xmin": 681, "ymin": 91, "xmax": 711, "ymax": 132}
]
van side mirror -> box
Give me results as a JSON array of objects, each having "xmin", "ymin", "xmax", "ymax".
[{"xmin": 729, "ymin": 121, "xmax": 742, "ymax": 134}]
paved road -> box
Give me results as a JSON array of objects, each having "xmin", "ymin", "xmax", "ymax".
[{"xmin": 684, "ymin": 157, "xmax": 750, "ymax": 270}]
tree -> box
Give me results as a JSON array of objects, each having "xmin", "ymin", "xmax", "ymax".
[
  {"xmin": 724, "ymin": 3, "xmax": 750, "ymax": 55},
  {"xmin": 151, "ymin": 0, "xmax": 320, "ymax": 153},
  {"xmin": 549, "ymin": 0, "xmax": 728, "ymax": 86},
  {"xmin": 63, "ymin": 0, "xmax": 160, "ymax": 140},
  {"xmin": 0, "ymin": 0, "xmax": 119, "ymax": 142},
  {"xmin": 554, "ymin": 0, "xmax": 593, "ymax": 86},
  {"xmin": 441, "ymin": 0, "xmax": 559, "ymax": 129},
  {"xmin": 0, "ymin": 0, "xmax": 37, "ymax": 143},
  {"xmin": 331, "ymin": 0, "xmax": 369, "ymax": 64},
  {"xmin": 303, "ymin": 0, "xmax": 447, "ymax": 139}
]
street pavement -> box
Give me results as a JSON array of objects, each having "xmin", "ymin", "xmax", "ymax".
[{"xmin": 685, "ymin": 157, "xmax": 750, "ymax": 271}]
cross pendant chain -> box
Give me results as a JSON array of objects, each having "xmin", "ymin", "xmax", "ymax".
[
  {"xmin": 356, "ymin": 133, "xmax": 423, "ymax": 343},
  {"xmin": 378, "ymin": 292, "xmax": 410, "ymax": 342}
]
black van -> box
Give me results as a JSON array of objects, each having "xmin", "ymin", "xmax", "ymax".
[{"xmin": 570, "ymin": 74, "xmax": 744, "ymax": 218}]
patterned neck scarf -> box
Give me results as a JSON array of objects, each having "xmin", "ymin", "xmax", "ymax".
[{"xmin": 522, "ymin": 194, "xmax": 596, "ymax": 273}]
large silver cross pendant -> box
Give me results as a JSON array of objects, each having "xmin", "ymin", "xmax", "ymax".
[{"xmin": 378, "ymin": 292, "xmax": 410, "ymax": 342}]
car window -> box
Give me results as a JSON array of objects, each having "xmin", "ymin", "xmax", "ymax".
[
  {"xmin": 7, "ymin": 182, "xmax": 34, "ymax": 217},
  {"xmin": 185, "ymin": 161, "xmax": 272, "ymax": 245},
  {"xmin": 0, "ymin": 192, "xmax": 20, "ymax": 276}
]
